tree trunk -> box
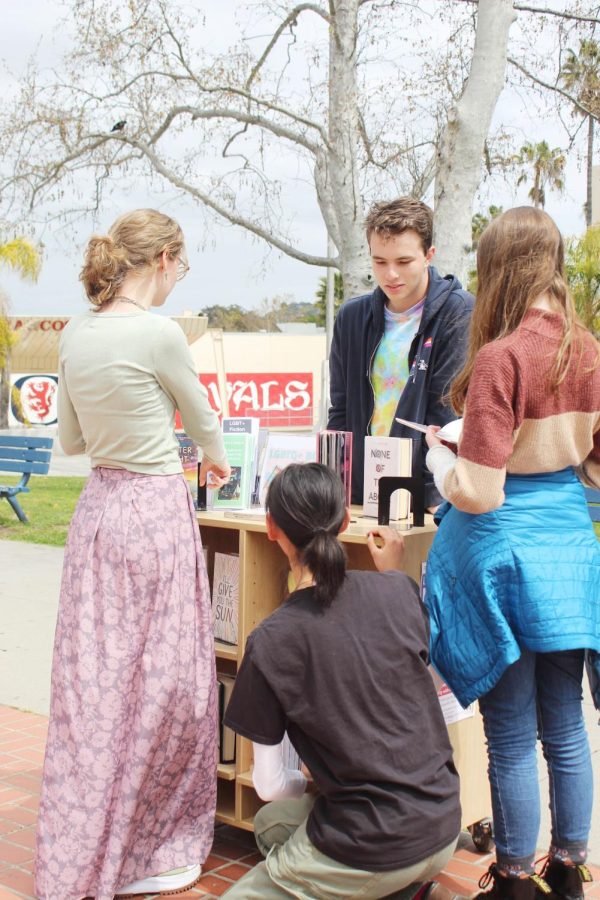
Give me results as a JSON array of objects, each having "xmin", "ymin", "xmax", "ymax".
[
  {"xmin": 0, "ymin": 357, "xmax": 10, "ymax": 429},
  {"xmin": 534, "ymin": 166, "xmax": 541, "ymax": 207},
  {"xmin": 433, "ymin": 0, "xmax": 516, "ymax": 284},
  {"xmin": 586, "ymin": 114, "xmax": 594, "ymax": 227},
  {"xmin": 317, "ymin": 0, "xmax": 370, "ymax": 302}
]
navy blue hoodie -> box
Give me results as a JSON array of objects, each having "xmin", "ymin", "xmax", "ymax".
[{"xmin": 328, "ymin": 266, "xmax": 474, "ymax": 508}]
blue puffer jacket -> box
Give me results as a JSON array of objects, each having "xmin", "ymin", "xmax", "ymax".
[{"xmin": 424, "ymin": 469, "xmax": 600, "ymax": 708}]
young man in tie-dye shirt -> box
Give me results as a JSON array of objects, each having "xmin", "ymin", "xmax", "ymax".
[{"xmin": 328, "ymin": 198, "xmax": 474, "ymax": 509}]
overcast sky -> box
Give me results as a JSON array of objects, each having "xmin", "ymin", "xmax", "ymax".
[{"xmin": 1, "ymin": 1, "xmax": 592, "ymax": 319}]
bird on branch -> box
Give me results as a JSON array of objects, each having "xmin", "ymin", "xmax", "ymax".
[{"xmin": 110, "ymin": 120, "xmax": 127, "ymax": 133}]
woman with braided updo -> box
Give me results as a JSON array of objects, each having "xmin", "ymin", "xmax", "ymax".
[
  {"xmin": 221, "ymin": 462, "xmax": 461, "ymax": 899},
  {"xmin": 35, "ymin": 209, "xmax": 230, "ymax": 900}
]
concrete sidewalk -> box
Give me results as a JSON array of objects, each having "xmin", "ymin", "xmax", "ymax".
[{"xmin": 0, "ymin": 539, "xmax": 599, "ymax": 865}]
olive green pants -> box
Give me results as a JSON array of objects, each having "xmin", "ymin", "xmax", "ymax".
[{"xmin": 222, "ymin": 795, "xmax": 458, "ymax": 899}]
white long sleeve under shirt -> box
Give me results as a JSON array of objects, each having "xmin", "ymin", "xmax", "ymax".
[{"xmin": 252, "ymin": 742, "xmax": 307, "ymax": 802}]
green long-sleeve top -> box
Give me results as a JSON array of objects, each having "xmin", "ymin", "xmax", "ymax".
[{"xmin": 58, "ymin": 311, "xmax": 226, "ymax": 473}]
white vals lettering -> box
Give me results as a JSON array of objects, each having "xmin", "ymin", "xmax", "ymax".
[{"xmin": 205, "ymin": 377, "xmax": 311, "ymax": 414}]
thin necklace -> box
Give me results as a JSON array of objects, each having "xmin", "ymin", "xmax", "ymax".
[
  {"xmin": 294, "ymin": 576, "xmax": 315, "ymax": 591},
  {"xmin": 112, "ymin": 295, "xmax": 148, "ymax": 312}
]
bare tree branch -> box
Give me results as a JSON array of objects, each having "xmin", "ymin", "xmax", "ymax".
[
  {"xmin": 194, "ymin": 83, "xmax": 329, "ymax": 144},
  {"xmin": 508, "ymin": 56, "xmax": 600, "ymax": 121},
  {"xmin": 512, "ymin": 4, "xmax": 600, "ymax": 24},
  {"xmin": 246, "ymin": 3, "xmax": 330, "ymax": 90},
  {"xmin": 118, "ymin": 137, "xmax": 339, "ymax": 266},
  {"xmin": 453, "ymin": 0, "xmax": 600, "ymax": 22},
  {"xmin": 148, "ymin": 105, "xmax": 321, "ymax": 154}
]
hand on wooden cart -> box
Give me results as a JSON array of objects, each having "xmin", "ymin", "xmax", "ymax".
[{"xmin": 367, "ymin": 525, "xmax": 405, "ymax": 572}]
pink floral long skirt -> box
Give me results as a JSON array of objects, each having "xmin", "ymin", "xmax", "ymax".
[{"xmin": 35, "ymin": 469, "xmax": 217, "ymax": 900}]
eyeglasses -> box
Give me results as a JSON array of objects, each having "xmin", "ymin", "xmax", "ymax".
[{"xmin": 176, "ymin": 257, "xmax": 190, "ymax": 281}]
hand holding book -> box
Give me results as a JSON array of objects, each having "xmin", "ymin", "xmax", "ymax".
[
  {"xmin": 425, "ymin": 424, "xmax": 459, "ymax": 452},
  {"xmin": 395, "ymin": 417, "xmax": 463, "ymax": 446},
  {"xmin": 200, "ymin": 457, "xmax": 231, "ymax": 488}
]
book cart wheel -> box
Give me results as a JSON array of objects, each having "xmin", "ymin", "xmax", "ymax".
[{"xmin": 468, "ymin": 818, "xmax": 494, "ymax": 853}]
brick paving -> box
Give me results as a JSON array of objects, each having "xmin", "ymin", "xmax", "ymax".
[{"xmin": 0, "ymin": 704, "xmax": 598, "ymax": 900}]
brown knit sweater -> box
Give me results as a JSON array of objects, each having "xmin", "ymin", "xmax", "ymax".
[{"xmin": 441, "ymin": 308, "xmax": 600, "ymax": 514}]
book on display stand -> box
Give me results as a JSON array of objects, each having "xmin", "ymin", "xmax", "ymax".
[
  {"xmin": 316, "ymin": 430, "xmax": 353, "ymax": 506},
  {"xmin": 362, "ymin": 435, "xmax": 413, "ymax": 520}
]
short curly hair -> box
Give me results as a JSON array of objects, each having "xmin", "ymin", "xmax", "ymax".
[{"xmin": 365, "ymin": 198, "xmax": 433, "ymax": 254}]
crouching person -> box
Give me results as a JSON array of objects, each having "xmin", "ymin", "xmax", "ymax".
[{"xmin": 222, "ymin": 463, "xmax": 460, "ymax": 899}]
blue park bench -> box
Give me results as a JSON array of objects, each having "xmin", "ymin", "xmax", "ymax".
[
  {"xmin": 0, "ymin": 434, "xmax": 54, "ymax": 523},
  {"xmin": 585, "ymin": 486, "xmax": 600, "ymax": 523}
]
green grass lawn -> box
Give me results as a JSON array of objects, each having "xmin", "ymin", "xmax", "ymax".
[{"xmin": 0, "ymin": 476, "xmax": 86, "ymax": 546}]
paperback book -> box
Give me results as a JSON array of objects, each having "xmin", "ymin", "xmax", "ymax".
[
  {"xmin": 258, "ymin": 433, "xmax": 317, "ymax": 505},
  {"xmin": 222, "ymin": 416, "xmax": 263, "ymax": 507},
  {"xmin": 213, "ymin": 432, "xmax": 256, "ymax": 510},
  {"xmin": 421, "ymin": 562, "xmax": 474, "ymax": 725},
  {"xmin": 252, "ymin": 428, "xmax": 270, "ymax": 506},
  {"xmin": 176, "ymin": 430, "xmax": 198, "ymax": 507},
  {"xmin": 316, "ymin": 430, "xmax": 353, "ymax": 506},
  {"xmin": 217, "ymin": 674, "xmax": 236, "ymax": 764},
  {"xmin": 363, "ymin": 435, "xmax": 412, "ymax": 520},
  {"xmin": 395, "ymin": 417, "xmax": 462, "ymax": 445},
  {"xmin": 212, "ymin": 552, "xmax": 239, "ymax": 645}
]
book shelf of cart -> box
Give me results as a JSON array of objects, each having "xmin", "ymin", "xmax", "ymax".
[{"xmin": 199, "ymin": 510, "xmax": 491, "ymax": 836}]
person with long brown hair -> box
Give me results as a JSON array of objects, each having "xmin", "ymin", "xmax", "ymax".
[
  {"xmin": 424, "ymin": 207, "xmax": 600, "ymax": 900},
  {"xmin": 35, "ymin": 209, "xmax": 230, "ymax": 900}
]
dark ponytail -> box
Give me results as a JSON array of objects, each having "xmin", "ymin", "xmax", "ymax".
[{"xmin": 265, "ymin": 463, "xmax": 347, "ymax": 608}]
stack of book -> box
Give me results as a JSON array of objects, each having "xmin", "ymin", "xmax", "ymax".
[
  {"xmin": 200, "ymin": 427, "xmax": 318, "ymax": 514},
  {"xmin": 316, "ymin": 430, "xmax": 353, "ymax": 506},
  {"xmin": 258, "ymin": 433, "xmax": 317, "ymax": 506},
  {"xmin": 212, "ymin": 417, "xmax": 261, "ymax": 510}
]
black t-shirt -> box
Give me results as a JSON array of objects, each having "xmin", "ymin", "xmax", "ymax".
[{"xmin": 224, "ymin": 569, "xmax": 461, "ymax": 872}]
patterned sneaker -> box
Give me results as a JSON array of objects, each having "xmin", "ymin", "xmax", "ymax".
[{"xmin": 115, "ymin": 863, "xmax": 202, "ymax": 896}]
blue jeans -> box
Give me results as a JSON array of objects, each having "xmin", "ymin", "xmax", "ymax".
[{"xmin": 478, "ymin": 649, "xmax": 592, "ymax": 869}]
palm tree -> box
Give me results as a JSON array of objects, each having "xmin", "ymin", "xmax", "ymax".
[
  {"xmin": 315, "ymin": 272, "xmax": 344, "ymax": 327},
  {"xmin": 566, "ymin": 225, "xmax": 600, "ymax": 337},
  {"xmin": 560, "ymin": 40, "xmax": 600, "ymax": 227},
  {"xmin": 517, "ymin": 141, "xmax": 566, "ymax": 208},
  {"xmin": 0, "ymin": 238, "xmax": 42, "ymax": 428},
  {"xmin": 471, "ymin": 205, "xmax": 504, "ymax": 250},
  {"xmin": 468, "ymin": 205, "xmax": 504, "ymax": 293}
]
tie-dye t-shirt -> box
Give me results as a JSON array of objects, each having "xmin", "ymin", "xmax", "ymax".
[{"xmin": 370, "ymin": 299, "xmax": 425, "ymax": 436}]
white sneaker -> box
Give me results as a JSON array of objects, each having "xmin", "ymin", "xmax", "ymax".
[{"xmin": 115, "ymin": 864, "xmax": 202, "ymax": 896}]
